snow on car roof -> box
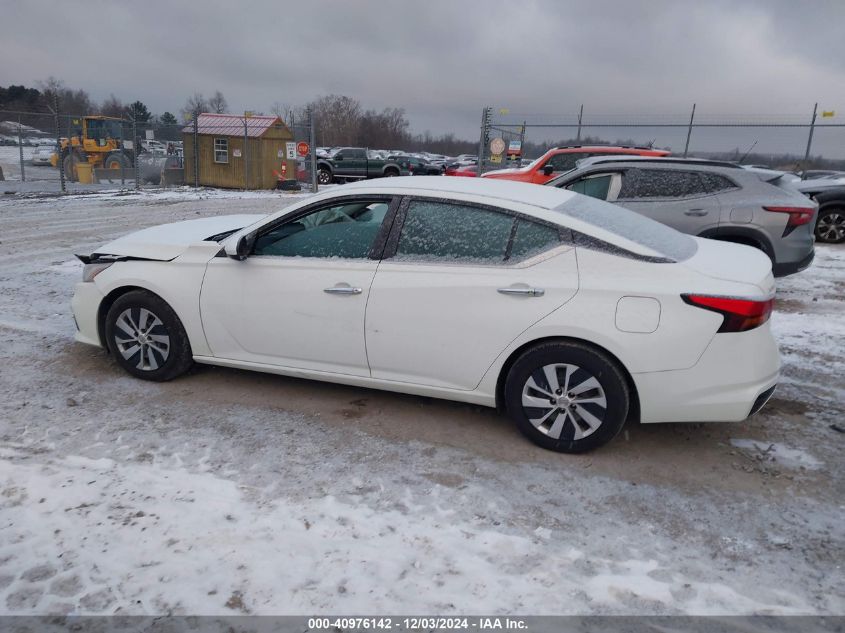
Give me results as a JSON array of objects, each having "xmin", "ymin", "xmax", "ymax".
[{"xmin": 340, "ymin": 176, "xmax": 577, "ymax": 209}]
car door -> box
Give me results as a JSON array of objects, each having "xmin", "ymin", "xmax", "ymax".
[
  {"xmin": 365, "ymin": 197, "xmax": 579, "ymax": 391},
  {"xmin": 611, "ymin": 168, "xmax": 721, "ymax": 234},
  {"xmin": 199, "ymin": 196, "xmax": 396, "ymax": 376}
]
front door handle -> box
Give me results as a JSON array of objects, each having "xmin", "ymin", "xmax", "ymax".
[
  {"xmin": 324, "ymin": 286, "xmax": 362, "ymax": 295},
  {"xmin": 684, "ymin": 209, "xmax": 708, "ymax": 217},
  {"xmin": 497, "ymin": 287, "xmax": 545, "ymax": 297}
]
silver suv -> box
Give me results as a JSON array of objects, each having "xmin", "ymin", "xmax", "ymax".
[{"xmin": 546, "ymin": 157, "xmax": 817, "ymax": 276}]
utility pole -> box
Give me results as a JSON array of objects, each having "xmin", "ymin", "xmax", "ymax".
[
  {"xmin": 243, "ymin": 112, "xmax": 249, "ymax": 190},
  {"xmin": 193, "ymin": 113, "xmax": 199, "ymax": 188},
  {"xmin": 683, "ymin": 103, "xmax": 696, "ymax": 158},
  {"xmin": 801, "ymin": 102, "xmax": 818, "ymax": 180}
]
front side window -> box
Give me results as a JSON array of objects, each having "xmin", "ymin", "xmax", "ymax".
[
  {"xmin": 214, "ymin": 138, "xmax": 228, "ymax": 164},
  {"xmin": 394, "ymin": 200, "xmax": 561, "ymax": 264},
  {"xmin": 253, "ymin": 199, "xmax": 389, "ymax": 259},
  {"xmin": 618, "ymin": 169, "xmax": 706, "ymax": 199}
]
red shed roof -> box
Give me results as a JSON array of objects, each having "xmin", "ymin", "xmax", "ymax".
[{"xmin": 182, "ymin": 113, "xmax": 284, "ymax": 137}]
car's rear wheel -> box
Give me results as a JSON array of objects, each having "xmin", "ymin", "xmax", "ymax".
[
  {"xmin": 105, "ymin": 290, "xmax": 193, "ymax": 381},
  {"xmin": 504, "ymin": 341, "xmax": 629, "ymax": 453},
  {"xmin": 815, "ymin": 208, "xmax": 845, "ymax": 243}
]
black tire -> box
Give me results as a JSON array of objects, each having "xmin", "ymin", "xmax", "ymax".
[
  {"xmin": 815, "ymin": 207, "xmax": 845, "ymax": 243},
  {"xmin": 383, "ymin": 168, "xmax": 399, "ymax": 177},
  {"xmin": 62, "ymin": 153, "xmax": 83, "ymax": 182},
  {"xmin": 318, "ymin": 168, "xmax": 333, "ymax": 185},
  {"xmin": 104, "ymin": 290, "xmax": 193, "ymax": 382},
  {"xmin": 503, "ymin": 341, "xmax": 629, "ymax": 453},
  {"xmin": 103, "ymin": 153, "xmax": 130, "ymax": 183}
]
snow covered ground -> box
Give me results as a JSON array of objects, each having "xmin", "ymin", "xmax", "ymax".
[{"xmin": 0, "ymin": 190, "xmax": 842, "ymax": 616}]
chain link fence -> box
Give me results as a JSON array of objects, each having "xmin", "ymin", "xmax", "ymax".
[
  {"xmin": 2, "ymin": 102, "xmax": 843, "ymax": 194},
  {"xmin": 477, "ymin": 104, "xmax": 845, "ymax": 176},
  {"xmin": 0, "ymin": 106, "xmax": 319, "ymax": 195}
]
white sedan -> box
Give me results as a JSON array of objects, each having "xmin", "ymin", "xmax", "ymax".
[{"xmin": 71, "ymin": 177, "xmax": 780, "ymax": 452}]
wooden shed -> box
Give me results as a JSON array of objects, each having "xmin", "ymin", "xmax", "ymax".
[{"xmin": 182, "ymin": 113, "xmax": 295, "ymax": 189}]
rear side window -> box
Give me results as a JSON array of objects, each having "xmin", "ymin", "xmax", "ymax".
[
  {"xmin": 395, "ymin": 201, "xmax": 513, "ymax": 263},
  {"xmin": 700, "ymin": 172, "xmax": 738, "ymax": 193},
  {"xmin": 546, "ymin": 152, "xmax": 590, "ymax": 172},
  {"xmin": 619, "ymin": 169, "xmax": 707, "ymax": 199},
  {"xmin": 394, "ymin": 200, "xmax": 564, "ymax": 264},
  {"xmin": 509, "ymin": 219, "xmax": 562, "ymax": 261}
]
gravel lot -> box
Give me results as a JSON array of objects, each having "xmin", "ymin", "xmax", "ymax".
[{"xmin": 0, "ymin": 188, "xmax": 842, "ymax": 616}]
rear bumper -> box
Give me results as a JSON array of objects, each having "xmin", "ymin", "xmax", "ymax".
[
  {"xmin": 71, "ymin": 282, "xmax": 105, "ymax": 348},
  {"xmin": 773, "ymin": 249, "xmax": 814, "ymax": 277},
  {"xmin": 633, "ymin": 324, "xmax": 780, "ymax": 423}
]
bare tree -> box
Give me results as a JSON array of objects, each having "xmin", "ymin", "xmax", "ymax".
[
  {"xmin": 37, "ymin": 77, "xmax": 94, "ymax": 115},
  {"xmin": 99, "ymin": 94, "xmax": 125, "ymax": 118},
  {"xmin": 181, "ymin": 92, "xmax": 208, "ymax": 122},
  {"xmin": 208, "ymin": 90, "xmax": 228, "ymax": 114}
]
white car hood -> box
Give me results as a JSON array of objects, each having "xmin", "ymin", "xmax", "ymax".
[{"xmin": 91, "ymin": 214, "xmax": 265, "ymax": 261}]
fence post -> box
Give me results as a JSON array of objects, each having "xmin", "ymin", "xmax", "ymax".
[
  {"xmin": 477, "ymin": 106, "xmax": 491, "ymax": 176},
  {"xmin": 53, "ymin": 94, "xmax": 66, "ymax": 193},
  {"xmin": 309, "ymin": 107, "xmax": 317, "ymax": 193},
  {"xmin": 132, "ymin": 109, "xmax": 139, "ymax": 191},
  {"xmin": 683, "ymin": 103, "xmax": 696, "ymax": 158},
  {"xmin": 801, "ymin": 102, "xmax": 818, "ymax": 180},
  {"xmin": 119, "ymin": 119, "xmax": 126, "ymax": 187},
  {"xmin": 243, "ymin": 113, "xmax": 248, "ymax": 191},
  {"xmin": 576, "ymin": 104, "xmax": 584, "ymax": 143},
  {"xmin": 193, "ymin": 115, "xmax": 199, "ymax": 188},
  {"xmin": 17, "ymin": 116, "xmax": 25, "ymax": 183}
]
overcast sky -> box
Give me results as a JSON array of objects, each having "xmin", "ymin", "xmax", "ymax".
[{"xmin": 2, "ymin": 0, "xmax": 844, "ymax": 156}]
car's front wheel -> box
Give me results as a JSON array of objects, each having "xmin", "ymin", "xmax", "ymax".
[
  {"xmin": 105, "ymin": 290, "xmax": 193, "ymax": 381},
  {"xmin": 504, "ymin": 341, "xmax": 629, "ymax": 453}
]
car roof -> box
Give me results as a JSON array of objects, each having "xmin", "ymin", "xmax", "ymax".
[
  {"xmin": 576, "ymin": 155, "xmax": 743, "ymax": 170},
  {"xmin": 334, "ymin": 176, "xmax": 577, "ymax": 209},
  {"xmin": 550, "ymin": 144, "xmax": 668, "ymax": 153}
]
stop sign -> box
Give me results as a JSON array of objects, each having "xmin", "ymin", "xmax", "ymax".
[{"xmin": 296, "ymin": 142, "xmax": 309, "ymax": 157}]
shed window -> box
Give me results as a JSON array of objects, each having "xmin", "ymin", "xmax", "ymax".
[{"xmin": 214, "ymin": 138, "xmax": 228, "ymax": 164}]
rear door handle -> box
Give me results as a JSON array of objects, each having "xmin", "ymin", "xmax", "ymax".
[
  {"xmin": 497, "ymin": 287, "xmax": 545, "ymax": 297},
  {"xmin": 684, "ymin": 209, "xmax": 708, "ymax": 217},
  {"xmin": 324, "ymin": 286, "xmax": 362, "ymax": 295}
]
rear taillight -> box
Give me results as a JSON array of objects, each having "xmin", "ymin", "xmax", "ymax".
[
  {"xmin": 681, "ymin": 294, "xmax": 774, "ymax": 333},
  {"xmin": 763, "ymin": 206, "xmax": 815, "ymax": 236}
]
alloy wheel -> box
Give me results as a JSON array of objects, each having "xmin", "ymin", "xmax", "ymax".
[
  {"xmin": 521, "ymin": 363, "xmax": 607, "ymax": 440},
  {"xmin": 113, "ymin": 307, "xmax": 171, "ymax": 371},
  {"xmin": 817, "ymin": 211, "xmax": 845, "ymax": 242}
]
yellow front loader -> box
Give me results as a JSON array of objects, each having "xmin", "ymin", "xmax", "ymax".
[{"xmin": 51, "ymin": 116, "xmax": 135, "ymax": 181}]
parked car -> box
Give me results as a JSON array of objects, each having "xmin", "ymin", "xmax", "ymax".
[
  {"xmin": 546, "ymin": 157, "xmax": 817, "ymax": 276},
  {"xmin": 482, "ymin": 145, "xmax": 671, "ymax": 184},
  {"xmin": 792, "ymin": 179, "xmax": 845, "ymax": 243},
  {"xmin": 30, "ymin": 145, "xmax": 57, "ymax": 166},
  {"xmin": 388, "ymin": 154, "xmax": 443, "ymax": 175},
  {"xmin": 444, "ymin": 163, "xmax": 478, "ymax": 177},
  {"xmin": 72, "ymin": 177, "xmax": 779, "ymax": 454},
  {"xmin": 316, "ymin": 147, "xmax": 408, "ymax": 184}
]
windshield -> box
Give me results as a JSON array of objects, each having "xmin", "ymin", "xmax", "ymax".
[{"xmin": 555, "ymin": 195, "xmax": 698, "ymax": 262}]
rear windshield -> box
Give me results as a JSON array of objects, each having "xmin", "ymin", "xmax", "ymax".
[{"xmin": 555, "ymin": 195, "xmax": 698, "ymax": 262}]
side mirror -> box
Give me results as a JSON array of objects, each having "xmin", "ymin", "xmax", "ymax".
[
  {"xmin": 225, "ymin": 233, "xmax": 255, "ymax": 261},
  {"xmin": 334, "ymin": 154, "xmax": 344, "ymax": 161},
  {"xmin": 542, "ymin": 164, "xmax": 555, "ymax": 176}
]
